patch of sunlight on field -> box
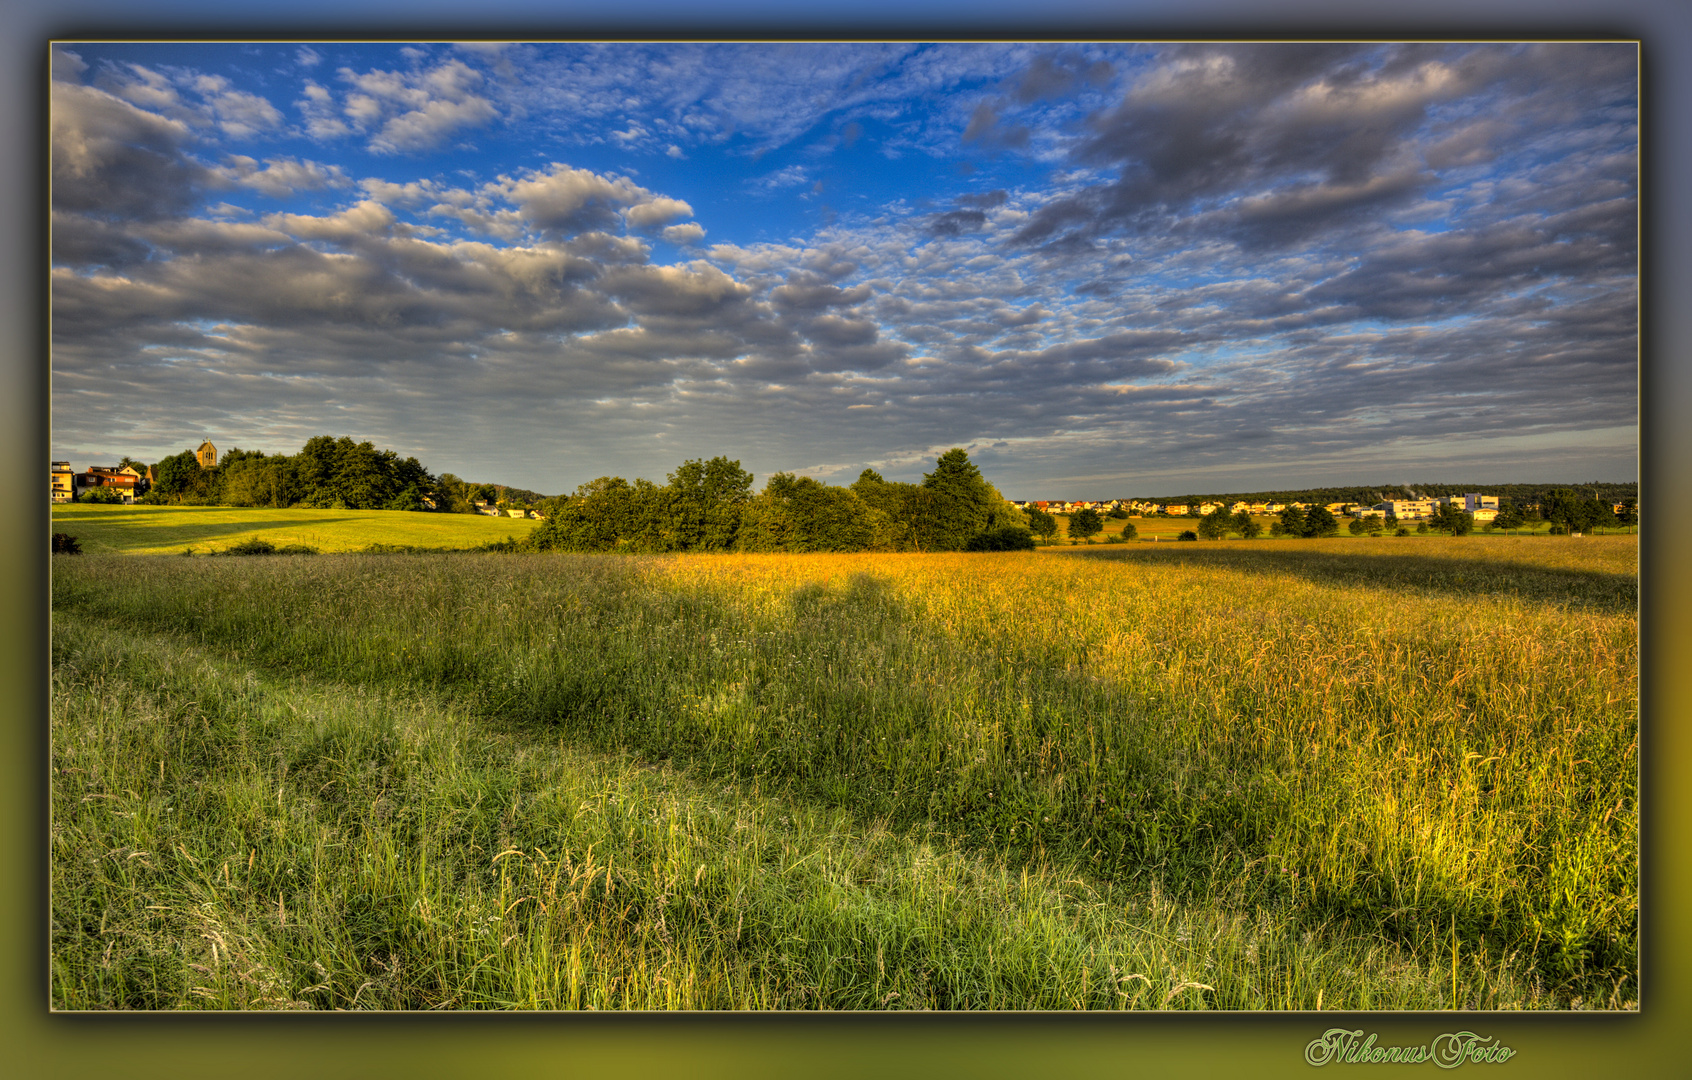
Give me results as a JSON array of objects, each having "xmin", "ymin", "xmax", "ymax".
[{"xmin": 51, "ymin": 503, "xmax": 541, "ymax": 554}]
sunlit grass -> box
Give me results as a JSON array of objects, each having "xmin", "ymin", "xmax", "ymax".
[
  {"xmin": 51, "ymin": 536, "xmax": 1637, "ymax": 1010},
  {"xmin": 50, "ymin": 503, "xmax": 539, "ymax": 554}
]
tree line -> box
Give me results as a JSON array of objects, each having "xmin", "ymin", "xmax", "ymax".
[
  {"xmin": 526, "ymin": 449, "xmax": 1031, "ymax": 554},
  {"xmin": 137, "ymin": 436, "xmax": 541, "ymax": 513}
]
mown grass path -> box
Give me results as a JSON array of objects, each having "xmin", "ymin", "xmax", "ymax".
[{"xmin": 51, "ymin": 537, "xmax": 1637, "ymax": 1009}]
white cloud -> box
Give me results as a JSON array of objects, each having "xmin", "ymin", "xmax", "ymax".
[
  {"xmin": 625, "ymin": 197, "xmax": 693, "ymax": 231},
  {"xmin": 749, "ymin": 165, "xmax": 809, "ymax": 193},
  {"xmin": 332, "ymin": 59, "xmax": 501, "ymax": 153},
  {"xmin": 662, "ymin": 222, "xmax": 706, "ymax": 246},
  {"xmin": 215, "ymin": 156, "xmax": 351, "ymax": 199}
]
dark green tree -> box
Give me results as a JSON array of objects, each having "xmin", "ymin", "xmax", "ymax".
[
  {"xmin": 1232, "ymin": 510, "xmax": 1261, "ymax": 539},
  {"xmin": 151, "ymin": 449, "xmax": 201, "ymax": 497},
  {"xmin": 850, "ymin": 469, "xmax": 930, "ymax": 551},
  {"xmin": 1198, "ymin": 504, "xmax": 1233, "ymax": 540},
  {"xmin": 1430, "ymin": 501, "xmax": 1474, "ymax": 535},
  {"xmin": 918, "ymin": 449, "xmax": 994, "ymax": 551},
  {"xmin": 1024, "ymin": 507, "xmax": 1060, "ymax": 545},
  {"xmin": 738, "ymin": 473, "xmax": 878, "ymax": 552},
  {"xmin": 666, "ymin": 456, "xmax": 754, "ymax": 551},
  {"xmin": 1069, "ymin": 507, "xmax": 1103, "ymax": 543},
  {"xmin": 1305, "ymin": 505, "xmax": 1340, "ymax": 537},
  {"xmin": 1278, "ymin": 504, "xmax": 1307, "ymax": 537}
]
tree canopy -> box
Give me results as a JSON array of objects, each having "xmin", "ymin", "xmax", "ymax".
[{"xmin": 528, "ymin": 449, "xmax": 1026, "ymax": 555}]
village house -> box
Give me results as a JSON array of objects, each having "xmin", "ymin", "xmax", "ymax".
[
  {"xmin": 51, "ymin": 461, "xmax": 74, "ymax": 502},
  {"xmin": 74, "ymin": 465, "xmax": 147, "ymax": 504}
]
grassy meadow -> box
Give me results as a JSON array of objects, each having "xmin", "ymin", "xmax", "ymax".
[
  {"xmin": 51, "ymin": 502, "xmax": 541, "ymax": 554},
  {"xmin": 49, "ymin": 535, "xmax": 1638, "ymax": 1010}
]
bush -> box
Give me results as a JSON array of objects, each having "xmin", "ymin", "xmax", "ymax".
[
  {"xmin": 81, "ymin": 486, "xmax": 126, "ymax": 505},
  {"xmin": 52, "ymin": 533, "xmax": 81, "ymax": 555},
  {"xmin": 964, "ymin": 526, "xmax": 1036, "ymax": 552},
  {"xmin": 1177, "ymin": 530, "xmax": 1198, "ymax": 541},
  {"xmin": 217, "ymin": 538, "xmax": 320, "ymax": 556},
  {"xmin": 1119, "ymin": 521, "xmax": 1137, "ymax": 540}
]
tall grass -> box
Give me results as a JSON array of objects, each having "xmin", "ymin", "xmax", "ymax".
[{"xmin": 51, "ymin": 536, "xmax": 1637, "ymax": 1009}]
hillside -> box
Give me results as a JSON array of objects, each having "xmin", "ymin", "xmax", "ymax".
[{"xmin": 51, "ymin": 503, "xmax": 541, "ymax": 555}]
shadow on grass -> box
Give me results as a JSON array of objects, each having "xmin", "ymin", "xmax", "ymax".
[
  {"xmin": 70, "ymin": 516, "xmax": 359, "ymax": 549},
  {"xmin": 1058, "ymin": 542, "xmax": 1637, "ymax": 613}
]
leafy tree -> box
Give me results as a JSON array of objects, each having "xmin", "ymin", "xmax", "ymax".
[
  {"xmin": 150, "ymin": 450, "xmax": 202, "ymax": 499},
  {"xmin": 1616, "ymin": 499, "xmax": 1638, "ymax": 528},
  {"xmin": 1348, "ymin": 518, "xmax": 1365, "ymax": 535},
  {"xmin": 1106, "ymin": 508, "xmax": 1128, "ymax": 520},
  {"xmin": 528, "ymin": 476, "xmax": 649, "ymax": 551},
  {"xmin": 1494, "ymin": 502, "xmax": 1526, "ymax": 532},
  {"xmin": 1278, "ymin": 504, "xmax": 1307, "ymax": 537},
  {"xmin": 1118, "ymin": 520, "xmax": 1138, "ymax": 541},
  {"xmin": 850, "ymin": 469, "xmax": 931, "ymax": 551},
  {"xmin": 1024, "ymin": 508, "xmax": 1060, "ymax": 545},
  {"xmin": 1305, "ymin": 505, "xmax": 1340, "ymax": 537},
  {"xmin": 1069, "ymin": 507, "xmax": 1103, "ymax": 543},
  {"xmin": 918, "ymin": 449, "xmax": 994, "ymax": 551},
  {"xmin": 1362, "ymin": 515, "xmax": 1385, "ymax": 536},
  {"xmin": 738, "ymin": 473, "xmax": 878, "ymax": 552},
  {"xmin": 1232, "ymin": 511, "xmax": 1261, "ymax": 539},
  {"xmin": 1198, "ymin": 504, "xmax": 1234, "ymax": 539},
  {"xmin": 1430, "ymin": 501, "xmax": 1474, "ymax": 535},
  {"xmin": 665, "ymin": 456, "xmax": 753, "ymax": 551}
]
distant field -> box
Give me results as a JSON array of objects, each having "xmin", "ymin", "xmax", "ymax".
[
  {"xmin": 50, "ymin": 503, "xmax": 541, "ymax": 554},
  {"xmin": 51, "ymin": 536, "xmax": 1637, "ymax": 1010}
]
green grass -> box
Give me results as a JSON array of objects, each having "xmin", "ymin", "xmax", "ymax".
[
  {"xmin": 51, "ymin": 503, "xmax": 540, "ymax": 555},
  {"xmin": 50, "ymin": 538, "xmax": 1637, "ymax": 1010}
]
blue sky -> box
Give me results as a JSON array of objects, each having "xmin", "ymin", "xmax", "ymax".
[{"xmin": 50, "ymin": 41, "xmax": 1638, "ymax": 498}]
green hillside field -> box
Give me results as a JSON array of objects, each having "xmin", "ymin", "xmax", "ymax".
[{"xmin": 50, "ymin": 503, "xmax": 541, "ymax": 555}]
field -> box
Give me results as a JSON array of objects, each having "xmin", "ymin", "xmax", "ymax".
[
  {"xmin": 49, "ymin": 536, "xmax": 1638, "ymax": 1010},
  {"xmin": 51, "ymin": 503, "xmax": 541, "ymax": 554}
]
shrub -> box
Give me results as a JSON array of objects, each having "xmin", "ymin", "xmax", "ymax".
[
  {"xmin": 81, "ymin": 486, "xmax": 126, "ymax": 505},
  {"xmin": 218, "ymin": 538, "xmax": 321, "ymax": 555},
  {"xmin": 51, "ymin": 533, "xmax": 81, "ymax": 555},
  {"xmin": 1177, "ymin": 530, "xmax": 1198, "ymax": 541},
  {"xmin": 964, "ymin": 526, "xmax": 1036, "ymax": 552}
]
